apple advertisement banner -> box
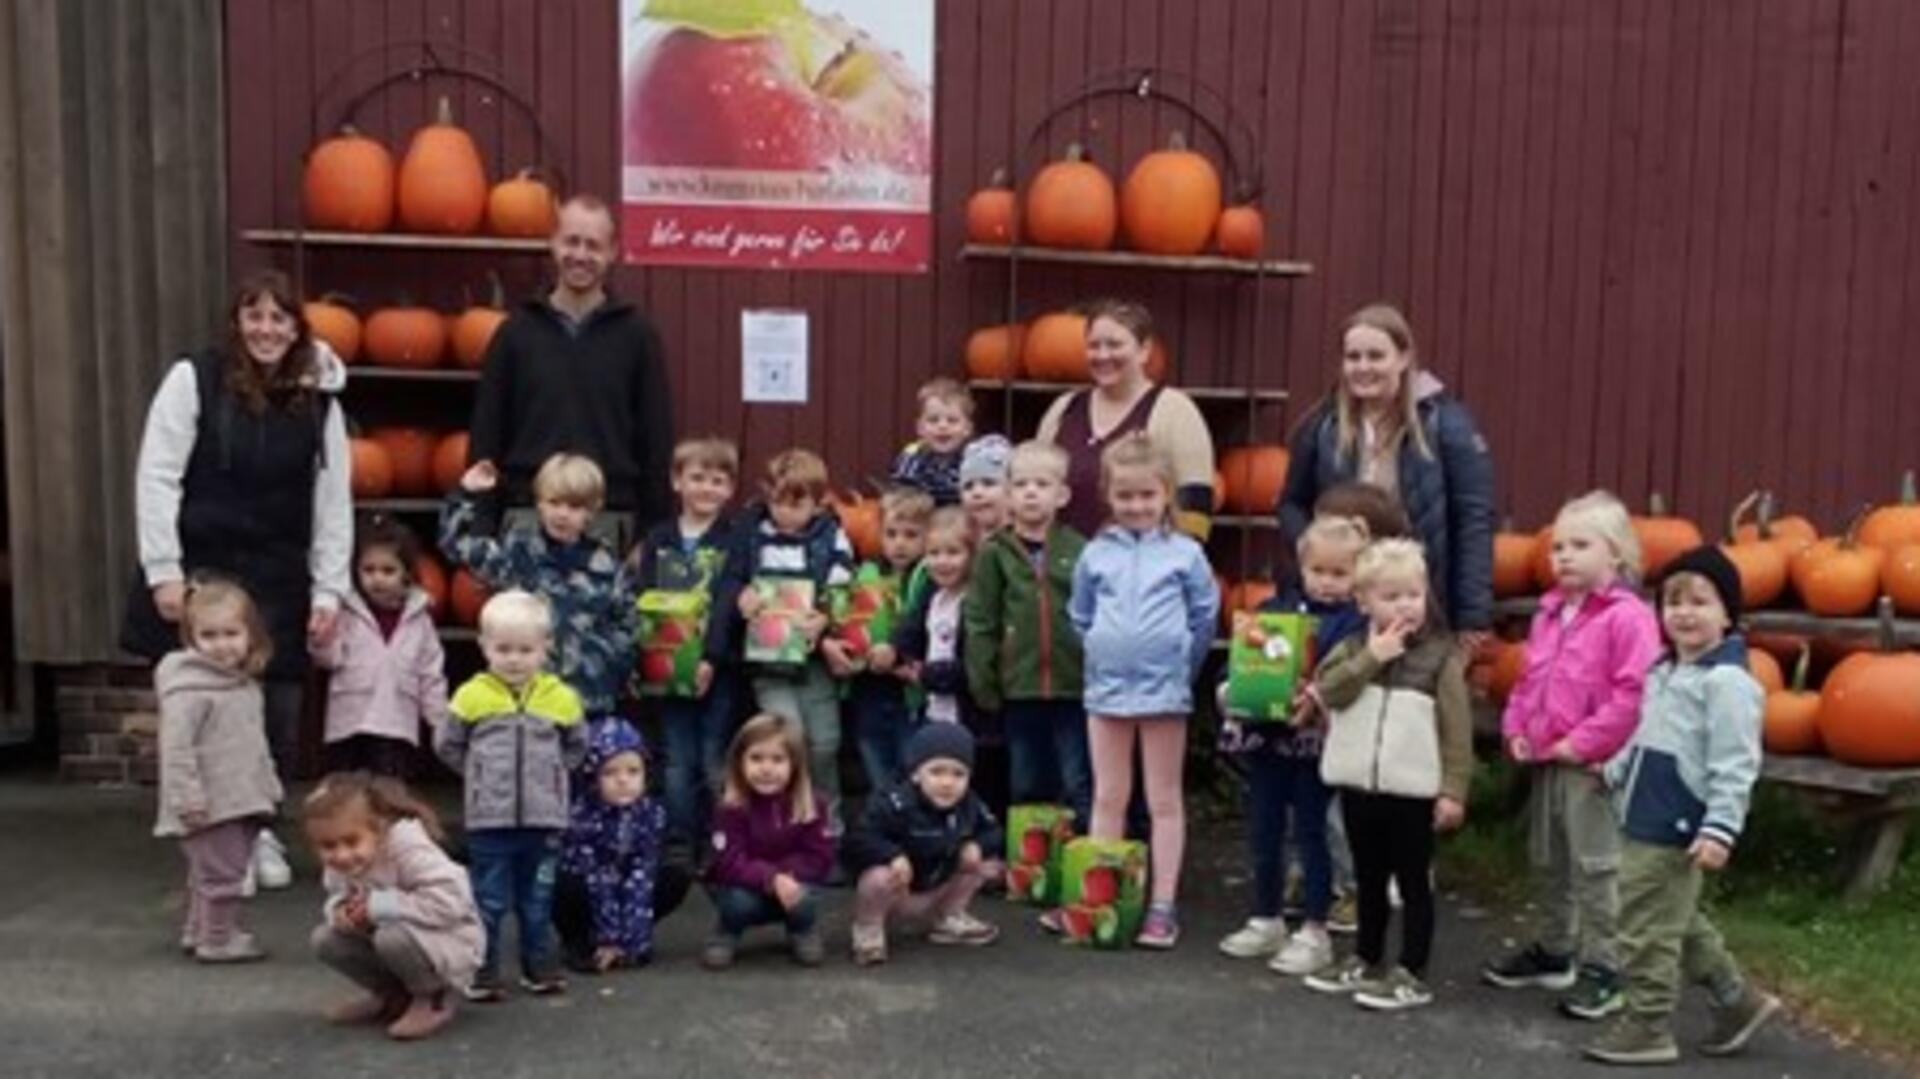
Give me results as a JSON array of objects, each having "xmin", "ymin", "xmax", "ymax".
[{"xmin": 620, "ymin": 0, "xmax": 935, "ymax": 273}]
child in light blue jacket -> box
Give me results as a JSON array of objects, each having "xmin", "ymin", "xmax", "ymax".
[{"xmin": 1067, "ymin": 435, "xmax": 1219, "ymax": 949}]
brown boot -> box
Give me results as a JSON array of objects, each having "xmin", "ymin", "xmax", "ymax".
[{"xmin": 386, "ymin": 993, "xmax": 455, "ymax": 1041}]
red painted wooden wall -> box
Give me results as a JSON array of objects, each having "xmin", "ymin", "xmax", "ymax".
[{"xmin": 227, "ymin": 0, "xmax": 1920, "ymax": 533}]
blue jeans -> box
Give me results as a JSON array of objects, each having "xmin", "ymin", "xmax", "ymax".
[
  {"xmin": 851, "ymin": 678, "xmax": 911, "ymax": 789},
  {"xmin": 1003, "ymin": 699, "xmax": 1092, "ymax": 826},
  {"xmin": 468, "ymin": 828, "xmax": 560, "ymax": 977},
  {"xmin": 1247, "ymin": 754, "xmax": 1333, "ymax": 922},
  {"xmin": 658, "ymin": 678, "xmax": 739, "ymax": 843},
  {"xmin": 707, "ymin": 884, "xmax": 818, "ymax": 939}
]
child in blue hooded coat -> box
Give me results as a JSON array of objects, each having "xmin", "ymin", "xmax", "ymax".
[{"xmin": 554, "ymin": 719, "xmax": 693, "ymax": 972}]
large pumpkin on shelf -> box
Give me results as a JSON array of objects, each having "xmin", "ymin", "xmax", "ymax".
[
  {"xmin": 303, "ymin": 126, "xmax": 394, "ymax": 233},
  {"xmin": 1220, "ymin": 579, "xmax": 1278, "ymax": 632},
  {"xmin": 1493, "ymin": 526, "xmax": 1539, "ymax": 598},
  {"xmin": 1732, "ymin": 492, "xmax": 1818, "ymax": 559},
  {"xmin": 1530, "ymin": 525, "xmax": 1558, "ymax": 592},
  {"xmin": 1818, "ymin": 650, "xmax": 1920, "ymax": 766},
  {"xmin": 1215, "ymin": 203, "xmax": 1264, "ymax": 260},
  {"xmin": 965, "ymin": 168, "xmax": 1016, "ymax": 244},
  {"xmin": 1145, "ymin": 336, "xmax": 1172, "ymax": 383},
  {"xmin": 1120, "ymin": 132, "xmax": 1222, "ymax": 256},
  {"xmin": 1024, "ymin": 144, "xmax": 1116, "ymax": 250},
  {"xmin": 348, "ymin": 437, "xmax": 394, "ymax": 499},
  {"xmin": 369, "ymin": 427, "xmax": 438, "ymax": 497},
  {"xmin": 364, "ymin": 305, "xmax": 448, "ymax": 368},
  {"xmin": 1882, "ymin": 543, "xmax": 1920, "ymax": 616},
  {"xmin": 1217, "ymin": 446, "xmax": 1289, "ymax": 516},
  {"xmin": 1859, "ymin": 471, "xmax": 1920, "ymax": 550},
  {"xmin": 397, "ymin": 97, "xmax": 488, "ymax": 235},
  {"xmin": 964, "ymin": 324, "xmax": 1026, "ymax": 381},
  {"xmin": 1470, "ymin": 639, "xmax": 1527, "ymax": 702},
  {"xmin": 1633, "ymin": 494, "xmax": 1703, "ymax": 579},
  {"xmin": 1763, "ymin": 647, "xmax": 1822, "ymax": 755},
  {"xmin": 1790, "ymin": 519, "xmax": 1885, "ymax": 617},
  {"xmin": 413, "ymin": 555, "xmax": 448, "ymax": 619},
  {"xmin": 829, "ymin": 491, "xmax": 882, "ymax": 561},
  {"xmin": 1747, "ymin": 648, "xmax": 1785, "ymax": 695},
  {"xmin": 303, "ymin": 296, "xmax": 362, "ymax": 363},
  {"xmin": 486, "ymin": 168, "xmax": 557, "ymax": 238},
  {"xmin": 449, "ymin": 569, "xmax": 490, "ymax": 627},
  {"xmin": 432, "ymin": 432, "xmax": 471, "ymax": 493},
  {"xmin": 1720, "ymin": 492, "xmax": 1790, "ymax": 609},
  {"xmin": 450, "ymin": 280, "xmax": 507, "ymax": 369},
  {"xmin": 1021, "ymin": 311, "xmax": 1090, "ymax": 382}
]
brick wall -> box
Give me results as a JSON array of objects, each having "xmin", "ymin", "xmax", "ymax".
[{"xmin": 54, "ymin": 664, "xmax": 158, "ymax": 784}]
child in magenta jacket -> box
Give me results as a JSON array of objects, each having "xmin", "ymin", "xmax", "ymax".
[{"xmin": 1483, "ymin": 492, "xmax": 1661, "ymax": 1021}]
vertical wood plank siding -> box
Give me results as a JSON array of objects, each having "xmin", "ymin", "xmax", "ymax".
[{"xmin": 229, "ymin": 0, "xmax": 1920, "ymax": 530}]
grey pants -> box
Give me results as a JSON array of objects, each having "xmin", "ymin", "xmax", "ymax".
[
  {"xmin": 312, "ymin": 924, "xmax": 445, "ymax": 998},
  {"xmin": 753, "ymin": 663, "xmax": 844, "ymax": 834},
  {"xmin": 1529, "ymin": 763, "xmax": 1621, "ymax": 969},
  {"xmin": 181, "ymin": 819, "xmax": 259, "ymax": 946},
  {"xmin": 1618, "ymin": 840, "xmax": 1745, "ymax": 1022}
]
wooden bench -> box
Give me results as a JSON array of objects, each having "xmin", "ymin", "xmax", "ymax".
[{"xmin": 1759, "ymin": 755, "xmax": 1920, "ymax": 900}]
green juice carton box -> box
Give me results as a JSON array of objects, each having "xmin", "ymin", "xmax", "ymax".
[
  {"xmin": 1004, "ymin": 804, "xmax": 1076, "ymax": 906},
  {"xmin": 745, "ymin": 577, "xmax": 817, "ymax": 671},
  {"xmin": 1225, "ymin": 612, "xmax": 1316, "ymax": 722},
  {"xmin": 828, "ymin": 564, "xmax": 900, "ymax": 673},
  {"xmin": 1057, "ymin": 837, "xmax": 1149, "ymax": 949},
  {"xmin": 635, "ymin": 589, "xmax": 707, "ymax": 698}
]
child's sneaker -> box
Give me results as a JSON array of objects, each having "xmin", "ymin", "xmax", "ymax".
[
  {"xmin": 1582, "ymin": 1014, "xmax": 1680, "ymax": 1065},
  {"xmin": 1303, "ymin": 954, "xmax": 1378, "ymax": 995},
  {"xmin": 1218, "ymin": 917, "xmax": 1285, "ymax": 959},
  {"xmin": 252, "ymin": 830, "xmax": 293, "ymax": 890},
  {"xmin": 386, "ymin": 992, "xmax": 455, "ymax": 1041},
  {"xmin": 790, "ymin": 929, "xmax": 826, "ymax": 966},
  {"xmin": 1354, "ymin": 966, "xmax": 1434, "ymax": 1011},
  {"xmin": 194, "ymin": 932, "xmax": 266, "ymax": 964},
  {"xmin": 1481, "ymin": 942, "xmax": 1577, "ymax": 990},
  {"xmin": 1037, "ymin": 908, "xmax": 1066, "ymax": 935},
  {"xmin": 518, "ymin": 967, "xmax": 567, "ymax": 996},
  {"xmin": 462, "ymin": 970, "xmax": 507, "ymax": 1002},
  {"xmin": 851, "ymin": 924, "xmax": 888, "ymax": 966},
  {"xmin": 1327, "ymin": 892, "xmax": 1359, "ymax": 935},
  {"xmin": 1134, "ymin": 903, "xmax": 1180, "ymax": 949},
  {"xmin": 1269, "ymin": 926, "xmax": 1334, "ymax": 976},
  {"xmin": 928, "ymin": 911, "xmax": 999, "ymax": 946},
  {"xmin": 700, "ymin": 935, "xmax": 737, "ymax": 971},
  {"xmin": 1699, "ymin": 990, "xmax": 1781, "ymax": 1057},
  {"xmin": 1558, "ymin": 964, "xmax": 1625, "ymax": 1020}
]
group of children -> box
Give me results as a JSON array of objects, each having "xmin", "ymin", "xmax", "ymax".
[{"xmin": 148, "ymin": 374, "xmax": 1778, "ymax": 1062}]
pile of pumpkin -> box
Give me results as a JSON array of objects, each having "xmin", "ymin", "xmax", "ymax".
[
  {"xmin": 304, "ymin": 96, "xmax": 558, "ymax": 238},
  {"xmin": 305, "ymin": 286, "xmax": 505, "ymax": 371},
  {"xmin": 962, "ymin": 310, "xmax": 1173, "ymax": 383},
  {"xmin": 409, "ymin": 553, "xmax": 490, "ymax": 629},
  {"xmin": 350, "ymin": 429, "xmax": 470, "ymax": 500},
  {"xmin": 963, "ymin": 134, "xmax": 1265, "ymax": 260},
  {"xmin": 1472, "ymin": 481, "xmax": 1920, "ymax": 768}
]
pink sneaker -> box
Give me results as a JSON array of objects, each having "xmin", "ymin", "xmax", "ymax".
[{"xmin": 1135, "ymin": 904, "xmax": 1180, "ymax": 949}]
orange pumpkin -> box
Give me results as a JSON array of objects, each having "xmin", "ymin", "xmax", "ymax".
[
  {"xmin": 1145, "ymin": 336, "xmax": 1172, "ymax": 383},
  {"xmin": 1220, "ymin": 579, "xmax": 1278, "ymax": 632},
  {"xmin": 1763, "ymin": 646, "xmax": 1822, "ymax": 755},
  {"xmin": 1470, "ymin": 639, "xmax": 1528, "ymax": 702},
  {"xmin": 1217, "ymin": 446, "xmax": 1290, "ymax": 516},
  {"xmin": 1120, "ymin": 132, "xmax": 1223, "ymax": 256},
  {"xmin": 396, "ymin": 97, "xmax": 488, "ymax": 234},
  {"xmin": 1747, "ymin": 648, "xmax": 1785, "ymax": 695},
  {"xmin": 303, "ymin": 126, "xmax": 394, "ymax": 233},
  {"xmin": 303, "ymin": 295, "xmax": 362, "ymax": 363},
  {"xmin": 1212, "ymin": 471, "xmax": 1227, "ymax": 513},
  {"xmin": 363, "ymin": 305, "xmax": 448, "ymax": 368},
  {"xmin": 370, "ymin": 427, "xmax": 438, "ymax": 496},
  {"xmin": 1859, "ymin": 471, "xmax": 1920, "ymax": 550},
  {"xmin": 1721, "ymin": 493, "xmax": 1789, "ymax": 609},
  {"xmin": 486, "ymin": 168, "xmax": 558, "ymax": 238},
  {"xmin": 1024, "ymin": 144, "xmax": 1117, "ymax": 250},
  {"xmin": 964, "ymin": 324, "xmax": 1026, "ymax": 381},
  {"xmin": 413, "ymin": 554, "xmax": 448, "ymax": 619},
  {"xmin": 1791, "ymin": 515, "xmax": 1886, "ymax": 617},
  {"xmin": 1215, "ymin": 203, "xmax": 1264, "ymax": 260},
  {"xmin": 450, "ymin": 569, "xmax": 491, "ymax": 628},
  {"xmin": 965, "ymin": 167, "xmax": 1016, "ymax": 244},
  {"xmin": 1882, "ymin": 543, "xmax": 1920, "ymax": 616},
  {"xmin": 830, "ymin": 491, "xmax": 883, "ymax": 561},
  {"xmin": 1021, "ymin": 311, "xmax": 1091, "ymax": 382},
  {"xmin": 349, "ymin": 437, "xmax": 394, "ymax": 499},
  {"xmin": 1732, "ymin": 491, "xmax": 1818, "ymax": 559},
  {"xmin": 1530, "ymin": 525, "xmax": 1558, "ymax": 592},
  {"xmin": 1818, "ymin": 650, "xmax": 1920, "ymax": 766},
  {"xmin": 1633, "ymin": 493, "xmax": 1703, "ymax": 579},
  {"xmin": 1493, "ymin": 525, "xmax": 1539, "ymax": 599},
  {"xmin": 432, "ymin": 432, "xmax": 471, "ymax": 494},
  {"xmin": 450, "ymin": 277, "xmax": 507, "ymax": 370}
]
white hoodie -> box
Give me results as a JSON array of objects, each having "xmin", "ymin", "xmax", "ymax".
[{"xmin": 134, "ymin": 340, "xmax": 352, "ymax": 611}]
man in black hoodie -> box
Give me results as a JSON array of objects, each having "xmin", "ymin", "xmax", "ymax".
[{"xmin": 467, "ymin": 195, "xmax": 674, "ymax": 546}]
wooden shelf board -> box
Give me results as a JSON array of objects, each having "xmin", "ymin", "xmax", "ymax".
[
  {"xmin": 354, "ymin": 498, "xmax": 443, "ymax": 514},
  {"xmin": 347, "ymin": 365, "xmax": 481, "ymax": 383},
  {"xmin": 438, "ymin": 626, "xmax": 478, "ymax": 643},
  {"xmin": 961, "ymin": 243, "xmax": 1313, "ymax": 277},
  {"xmin": 1211, "ymin": 515, "xmax": 1279, "ymax": 531},
  {"xmin": 967, "ymin": 379, "xmax": 1286, "ymax": 403},
  {"xmin": 241, "ymin": 228, "xmax": 548, "ymax": 253}
]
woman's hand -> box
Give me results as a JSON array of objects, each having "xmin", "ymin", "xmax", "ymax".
[
  {"xmin": 307, "ymin": 606, "xmax": 339, "ymax": 649},
  {"xmin": 459, "ymin": 461, "xmax": 499, "ymax": 493},
  {"xmin": 153, "ymin": 582, "xmax": 186, "ymax": 623}
]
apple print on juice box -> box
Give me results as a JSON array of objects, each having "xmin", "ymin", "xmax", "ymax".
[
  {"xmin": 1225, "ymin": 612, "xmax": 1317, "ymax": 723},
  {"xmin": 620, "ymin": 0, "xmax": 935, "ymax": 272},
  {"xmin": 1057, "ymin": 838, "xmax": 1148, "ymax": 950},
  {"xmin": 745, "ymin": 577, "xmax": 818, "ymax": 672},
  {"xmin": 1005, "ymin": 804, "xmax": 1076, "ymax": 906},
  {"xmin": 827, "ymin": 564, "xmax": 899, "ymax": 673},
  {"xmin": 634, "ymin": 546, "xmax": 727, "ymax": 697}
]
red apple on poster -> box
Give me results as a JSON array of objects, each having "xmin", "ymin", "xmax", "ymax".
[
  {"xmin": 1020, "ymin": 828, "xmax": 1050, "ymax": 865},
  {"xmin": 640, "ymin": 651, "xmax": 676, "ymax": 685},
  {"xmin": 624, "ymin": 9, "xmax": 931, "ymax": 175},
  {"xmin": 1081, "ymin": 865, "xmax": 1119, "ymax": 908},
  {"xmin": 754, "ymin": 617, "xmax": 790, "ymax": 650}
]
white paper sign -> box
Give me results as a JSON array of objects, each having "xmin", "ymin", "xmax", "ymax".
[{"xmin": 741, "ymin": 309, "xmax": 809, "ymax": 404}]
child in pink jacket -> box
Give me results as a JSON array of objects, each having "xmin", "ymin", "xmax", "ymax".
[
  {"xmin": 313, "ymin": 517, "xmax": 449, "ymax": 776},
  {"xmin": 1482, "ymin": 492, "xmax": 1661, "ymax": 1021}
]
